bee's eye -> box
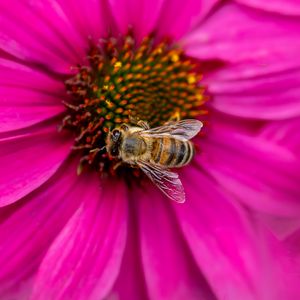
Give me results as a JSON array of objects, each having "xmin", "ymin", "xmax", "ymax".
[{"xmin": 111, "ymin": 129, "xmax": 121, "ymax": 141}]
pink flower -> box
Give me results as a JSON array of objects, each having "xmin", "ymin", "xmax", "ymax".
[{"xmin": 1, "ymin": 0, "xmax": 300, "ymax": 299}]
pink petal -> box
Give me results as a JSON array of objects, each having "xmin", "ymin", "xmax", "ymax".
[
  {"xmin": 31, "ymin": 179, "xmax": 128, "ymax": 300},
  {"xmin": 0, "ymin": 1, "xmax": 89, "ymax": 74},
  {"xmin": 207, "ymin": 68, "xmax": 300, "ymax": 120},
  {"xmin": 174, "ymin": 168, "xmax": 283, "ymax": 299},
  {"xmin": 254, "ymin": 213, "xmax": 300, "ymax": 240},
  {"xmin": 107, "ymin": 0, "xmax": 165, "ymax": 41},
  {"xmin": 273, "ymin": 229, "xmax": 300, "ymax": 299},
  {"xmin": 156, "ymin": 0, "xmax": 220, "ymax": 40},
  {"xmin": 235, "ymin": 0, "xmax": 300, "ymax": 16},
  {"xmin": 183, "ymin": 3, "xmax": 300, "ymax": 76},
  {"xmin": 55, "ymin": 0, "xmax": 116, "ymax": 43},
  {"xmin": 199, "ymin": 129, "xmax": 300, "ymax": 217},
  {"xmin": 135, "ymin": 183, "xmax": 216, "ymax": 299},
  {"xmin": 260, "ymin": 117, "xmax": 300, "ymax": 154},
  {"xmin": 108, "ymin": 0, "xmax": 220, "ymax": 42},
  {"xmin": 284, "ymin": 228, "xmax": 300, "ymax": 273},
  {"xmin": 0, "ymin": 125, "xmax": 72, "ymax": 206},
  {"xmin": 0, "ymin": 159, "xmax": 84, "ymax": 297},
  {"xmin": 0, "ymin": 59, "xmax": 67, "ymax": 132},
  {"xmin": 110, "ymin": 201, "xmax": 149, "ymax": 300}
]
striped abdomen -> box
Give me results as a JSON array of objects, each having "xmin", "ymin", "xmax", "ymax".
[{"xmin": 151, "ymin": 137, "xmax": 194, "ymax": 168}]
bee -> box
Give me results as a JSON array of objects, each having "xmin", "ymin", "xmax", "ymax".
[{"xmin": 106, "ymin": 119, "xmax": 203, "ymax": 203}]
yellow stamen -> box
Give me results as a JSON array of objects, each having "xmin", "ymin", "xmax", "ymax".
[
  {"xmin": 171, "ymin": 53, "xmax": 180, "ymax": 63},
  {"xmin": 187, "ymin": 75, "xmax": 197, "ymax": 84},
  {"xmin": 114, "ymin": 61, "xmax": 122, "ymax": 68}
]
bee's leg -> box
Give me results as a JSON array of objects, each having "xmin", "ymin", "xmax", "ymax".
[
  {"xmin": 165, "ymin": 110, "xmax": 181, "ymax": 125},
  {"xmin": 77, "ymin": 147, "xmax": 106, "ymax": 175},
  {"xmin": 58, "ymin": 115, "xmax": 71, "ymax": 131},
  {"xmin": 113, "ymin": 160, "xmax": 123, "ymax": 170},
  {"xmin": 128, "ymin": 115, "xmax": 150, "ymax": 129},
  {"xmin": 77, "ymin": 156, "xmax": 89, "ymax": 175},
  {"xmin": 71, "ymin": 144, "xmax": 92, "ymax": 150},
  {"xmin": 171, "ymin": 110, "xmax": 181, "ymax": 121},
  {"xmin": 90, "ymin": 146, "xmax": 106, "ymax": 153},
  {"xmin": 129, "ymin": 114, "xmax": 139, "ymax": 125},
  {"xmin": 120, "ymin": 123, "xmax": 130, "ymax": 131},
  {"xmin": 137, "ymin": 120, "xmax": 150, "ymax": 129},
  {"xmin": 131, "ymin": 164, "xmax": 140, "ymax": 169}
]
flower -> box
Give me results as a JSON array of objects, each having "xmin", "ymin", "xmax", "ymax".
[{"xmin": 0, "ymin": 0, "xmax": 300, "ymax": 299}]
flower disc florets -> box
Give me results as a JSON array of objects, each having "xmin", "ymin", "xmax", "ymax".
[{"xmin": 62, "ymin": 32, "xmax": 206, "ymax": 174}]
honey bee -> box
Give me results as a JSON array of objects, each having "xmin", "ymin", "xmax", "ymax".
[{"xmin": 106, "ymin": 119, "xmax": 203, "ymax": 203}]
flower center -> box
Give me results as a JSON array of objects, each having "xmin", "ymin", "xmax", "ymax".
[{"xmin": 62, "ymin": 33, "xmax": 206, "ymax": 175}]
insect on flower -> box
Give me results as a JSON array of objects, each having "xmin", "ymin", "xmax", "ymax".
[{"xmin": 106, "ymin": 119, "xmax": 203, "ymax": 203}]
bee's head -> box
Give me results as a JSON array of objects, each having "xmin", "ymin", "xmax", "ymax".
[{"xmin": 106, "ymin": 128, "xmax": 123, "ymax": 158}]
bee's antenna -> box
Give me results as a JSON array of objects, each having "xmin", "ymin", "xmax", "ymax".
[{"xmin": 90, "ymin": 146, "xmax": 106, "ymax": 153}]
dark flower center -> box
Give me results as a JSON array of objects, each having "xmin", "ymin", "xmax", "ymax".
[{"xmin": 62, "ymin": 32, "xmax": 206, "ymax": 175}]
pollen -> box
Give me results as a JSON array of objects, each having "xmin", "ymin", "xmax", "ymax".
[
  {"xmin": 62, "ymin": 32, "xmax": 207, "ymax": 174},
  {"xmin": 187, "ymin": 74, "xmax": 197, "ymax": 84},
  {"xmin": 171, "ymin": 53, "xmax": 180, "ymax": 63},
  {"xmin": 114, "ymin": 61, "xmax": 122, "ymax": 68}
]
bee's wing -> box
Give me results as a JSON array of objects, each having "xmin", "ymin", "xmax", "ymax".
[
  {"xmin": 138, "ymin": 160, "xmax": 185, "ymax": 203},
  {"xmin": 141, "ymin": 119, "xmax": 203, "ymax": 141}
]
